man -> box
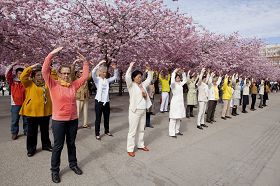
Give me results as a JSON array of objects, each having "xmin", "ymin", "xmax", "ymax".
[{"xmin": 5, "ymin": 62, "xmax": 27, "ymax": 140}]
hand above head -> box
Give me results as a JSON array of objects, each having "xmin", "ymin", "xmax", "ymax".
[
  {"xmin": 50, "ymin": 47, "xmax": 63, "ymax": 55},
  {"xmin": 145, "ymin": 65, "xmax": 151, "ymax": 71},
  {"xmin": 111, "ymin": 63, "xmax": 117, "ymax": 69},
  {"xmin": 30, "ymin": 63, "xmax": 40, "ymax": 69},
  {"xmin": 76, "ymin": 51, "xmax": 87, "ymax": 62},
  {"xmin": 129, "ymin": 62, "xmax": 135, "ymax": 67}
]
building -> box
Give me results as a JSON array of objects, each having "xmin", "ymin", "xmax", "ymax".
[{"xmin": 260, "ymin": 44, "xmax": 280, "ymax": 66}]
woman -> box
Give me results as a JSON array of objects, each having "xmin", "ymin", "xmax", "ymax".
[
  {"xmin": 91, "ymin": 60, "xmax": 118, "ymax": 140},
  {"xmin": 221, "ymin": 74, "xmax": 232, "ymax": 120},
  {"xmin": 250, "ymin": 80, "xmax": 258, "ymax": 110},
  {"xmin": 42, "ymin": 47, "xmax": 89, "ymax": 183},
  {"xmin": 169, "ymin": 68, "xmax": 188, "ymax": 137},
  {"xmin": 146, "ymin": 73, "xmax": 156, "ymax": 128},
  {"xmin": 71, "ymin": 61, "xmax": 91, "ymax": 128},
  {"xmin": 186, "ymin": 73, "xmax": 199, "ymax": 117},
  {"xmin": 125, "ymin": 62, "xmax": 153, "ymax": 157},
  {"xmin": 232, "ymin": 74, "xmax": 241, "ymax": 116},
  {"xmin": 242, "ymin": 78, "xmax": 251, "ymax": 113},
  {"xmin": 19, "ymin": 63, "xmax": 52, "ymax": 157},
  {"xmin": 263, "ymin": 80, "xmax": 270, "ymax": 106},
  {"xmin": 197, "ymin": 68, "xmax": 209, "ymax": 130}
]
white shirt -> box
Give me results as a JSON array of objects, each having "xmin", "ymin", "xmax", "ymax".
[{"xmin": 92, "ymin": 66, "xmax": 118, "ymax": 105}]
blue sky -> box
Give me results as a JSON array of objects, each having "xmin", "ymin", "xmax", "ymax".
[{"xmin": 164, "ymin": 0, "xmax": 280, "ymax": 44}]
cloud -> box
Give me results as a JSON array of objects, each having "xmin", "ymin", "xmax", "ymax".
[{"xmin": 164, "ymin": 0, "xmax": 280, "ymax": 39}]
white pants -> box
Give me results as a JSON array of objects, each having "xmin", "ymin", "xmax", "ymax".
[
  {"xmin": 197, "ymin": 101, "xmax": 207, "ymax": 126},
  {"xmin": 127, "ymin": 109, "xmax": 146, "ymax": 152},
  {"xmin": 222, "ymin": 99, "xmax": 231, "ymax": 117},
  {"xmin": 169, "ymin": 119, "xmax": 181, "ymax": 136},
  {"xmin": 160, "ymin": 92, "xmax": 169, "ymax": 112},
  {"xmin": 76, "ymin": 100, "xmax": 89, "ymax": 126}
]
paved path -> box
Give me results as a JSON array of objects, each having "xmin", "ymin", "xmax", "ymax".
[{"xmin": 0, "ymin": 93, "xmax": 280, "ymax": 186}]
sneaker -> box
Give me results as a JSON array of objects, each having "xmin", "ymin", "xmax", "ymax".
[
  {"xmin": 96, "ymin": 136, "xmax": 101, "ymax": 140},
  {"xmin": 105, "ymin": 132, "xmax": 113, "ymax": 136}
]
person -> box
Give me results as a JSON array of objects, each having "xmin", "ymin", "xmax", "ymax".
[
  {"xmin": 206, "ymin": 72, "xmax": 222, "ymax": 124},
  {"xmin": 263, "ymin": 80, "xmax": 270, "ymax": 106},
  {"xmin": 232, "ymin": 74, "xmax": 241, "ymax": 116},
  {"xmin": 250, "ymin": 80, "xmax": 258, "ymax": 110},
  {"xmin": 91, "ymin": 60, "xmax": 118, "ymax": 140},
  {"xmin": 0, "ymin": 80, "xmax": 4, "ymax": 96},
  {"xmin": 71, "ymin": 61, "xmax": 91, "ymax": 128},
  {"xmin": 146, "ymin": 73, "xmax": 156, "ymax": 128},
  {"xmin": 221, "ymin": 74, "xmax": 232, "ymax": 120},
  {"xmin": 42, "ymin": 47, "xmax": 89, "ymax": 183},
  {"xmin": 125, "ymin": 62, "xmax": 153, "ymax": 157},
  {"xmin": 242, "ymin": 78, "xmax": 251, "ymax": 113},
  {"xmin": 186, "ymin": 73, "xmax": 199, "ymax": 117},
  {"xmin": 197, "ymin": 68, "xmax": 209, "ymax": 130},
  {"xmin": 5, "ymin": 62, "xmax": 28, "ymax": 140},
  {"xmin": 169, "ymin": 68, "xmax": 188, "ymax": 136},
  {"xmin": 159, "ymin": 71, "xmax": 170, "ymax": 113},
  {"xmin": 19, "ymin": 63, "xmax": 52, "ymax": 157},
  {"xmin": 258, "ymin": 79, "xmax": 264, "ymax": 108}
]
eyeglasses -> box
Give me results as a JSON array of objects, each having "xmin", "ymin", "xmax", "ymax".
[{"xmin": 61, "ymin": 73, "xmax": 70, "ymax": 75}]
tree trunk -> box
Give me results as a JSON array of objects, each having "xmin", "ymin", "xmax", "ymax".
[{"xmin": 118, "ymin": 70, "xmax": 123, "ymax": 96}]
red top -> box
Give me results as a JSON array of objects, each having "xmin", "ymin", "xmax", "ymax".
[
  {"xmin": 42, "ymin": 54, "xmax": 89, "ymax": 121},
  {"xmin": 5, "ymin": 66, "xmax": 25, "ymax": 106}
]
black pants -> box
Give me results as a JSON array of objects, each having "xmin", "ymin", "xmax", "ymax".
[
  {"xmin": 206, "ymin": 100, "xmax": 217, "ymax": 122},
  {"xmin": 51, "ymin": 119, "xmax": 78, "ymax": 173},
  {"xmin": 251, "ymin": 94, "xmax": 256, "ymax": 109},
  {"xmin": 186, "ymin": 105, "xmax": 194, "ymax": 117},
  {"xmin": 95, "ymin": 100, "xmax": 110, "ymax": 136},
  {"xmin": 146, "ymin": 112, "xmax": 152, "ymax": 127},
  {"xmin": 26, "ymin": 116, "xmax": 51, "ymax": 154}
]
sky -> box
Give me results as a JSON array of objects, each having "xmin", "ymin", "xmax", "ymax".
[{"xmin": 164, "ymin": 0, "xmax": 280, "ymax": 44}]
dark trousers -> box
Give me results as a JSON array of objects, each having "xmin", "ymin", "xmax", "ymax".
[
  {"xmin": 51, "ymin": 119, "xmax": 78, "ymax": 173},
  {"xmin": 251, "ymin": 94, "xmax": 256, "ymax": 109},
  {"xmin": 186, "ymin": 105, "xmax": 194, "ymax": 117},
  {"xmin": 11, "ymin": 105, "xmax": 28, "ymax": 134},
  {"xmin": 146, "ymin": 112, "xmax": 152, "ymax": 127},
  {"xmin": 206, "ymin": 100, "xmax": 217, "ymax": 122},
  {"xmin": 26, "ymin": 116, "xmax": 51, "ymax": 153},
  {"xmin": 95, "ymin": 100, "xmax": 110, "ymax": 136}
]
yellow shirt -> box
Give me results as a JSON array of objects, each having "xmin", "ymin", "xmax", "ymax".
[
  {"xmin": 214, "ymin": 86, "xmax": 219, "ymax": 100},
  {"xmin": 19, "ymin": 67, "xmax": 52, "ymax": 117},
  {"xmin": 159, "ymin": 74, "xmax": 171, "ymax": 92}
]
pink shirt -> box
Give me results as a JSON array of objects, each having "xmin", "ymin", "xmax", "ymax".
[{"xmin": 42, "ymin": 54, "xmax": 89, "ymax": 121}]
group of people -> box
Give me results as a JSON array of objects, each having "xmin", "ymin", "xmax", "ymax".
[{"xmin": 4, "ymin": 47, "xmax": 272, "ymax": 183}]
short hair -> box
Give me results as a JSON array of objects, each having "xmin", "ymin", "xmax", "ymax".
[
  {"xmin": 59, "ymin": 65, "xmax": 71, "ymax": 73},
  {"xmin": 31, "ymin": 69, "xmax": 42, "ymax": 78},
  {"xmin": 131, "ymin": 70, "xmax": 143, "ymax": 81},
  {"xmin": 175, "ymin": 74, "xmax": 182, "ymax": 80},
  {"xmin": 16, "ymin": 68, "xmax": 24, "ymax": 74}
]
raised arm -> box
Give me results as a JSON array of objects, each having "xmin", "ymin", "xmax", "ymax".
[
  {"xmin": 5, "ymin": 62, "xmax": 17, "ymax": 85},
  {"xmin": 125, "ymin": 62, "xmax": 134, "ymax": 88},
  {"xmin": 170, "ymin": 69, "xmax": 178, "ymax": 89},
  {"xmin": 72, "ymin": 52, "xmax": 89, "ymax": 90},
  {"xmin": 197, "ymin": 68, "xmax": 206, "ymax": 86},
  {"xmin": 180, "ymin": 72, "xmax": 187, "ymax": 86},
  {"xmin": 108, "ymin": 63, "xmax": 119, "ymax": 83},
  {"xmin": 217, "ymin": 75, "xmax": 222, "ymax": 86},
  {"xmin": 20, "ymin": 63, "xmax": 40, "ymax": 87},
  {"xmin": 91, "ymin": 60, "xmax": 106, "ymax": 84},
  {"xmin": 142, "ymin": 67, "xmax": 154, "ymax": 88},
  {"xmin": 42, "ymin": 47, "xmax": 63, "ymax": 88}
]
